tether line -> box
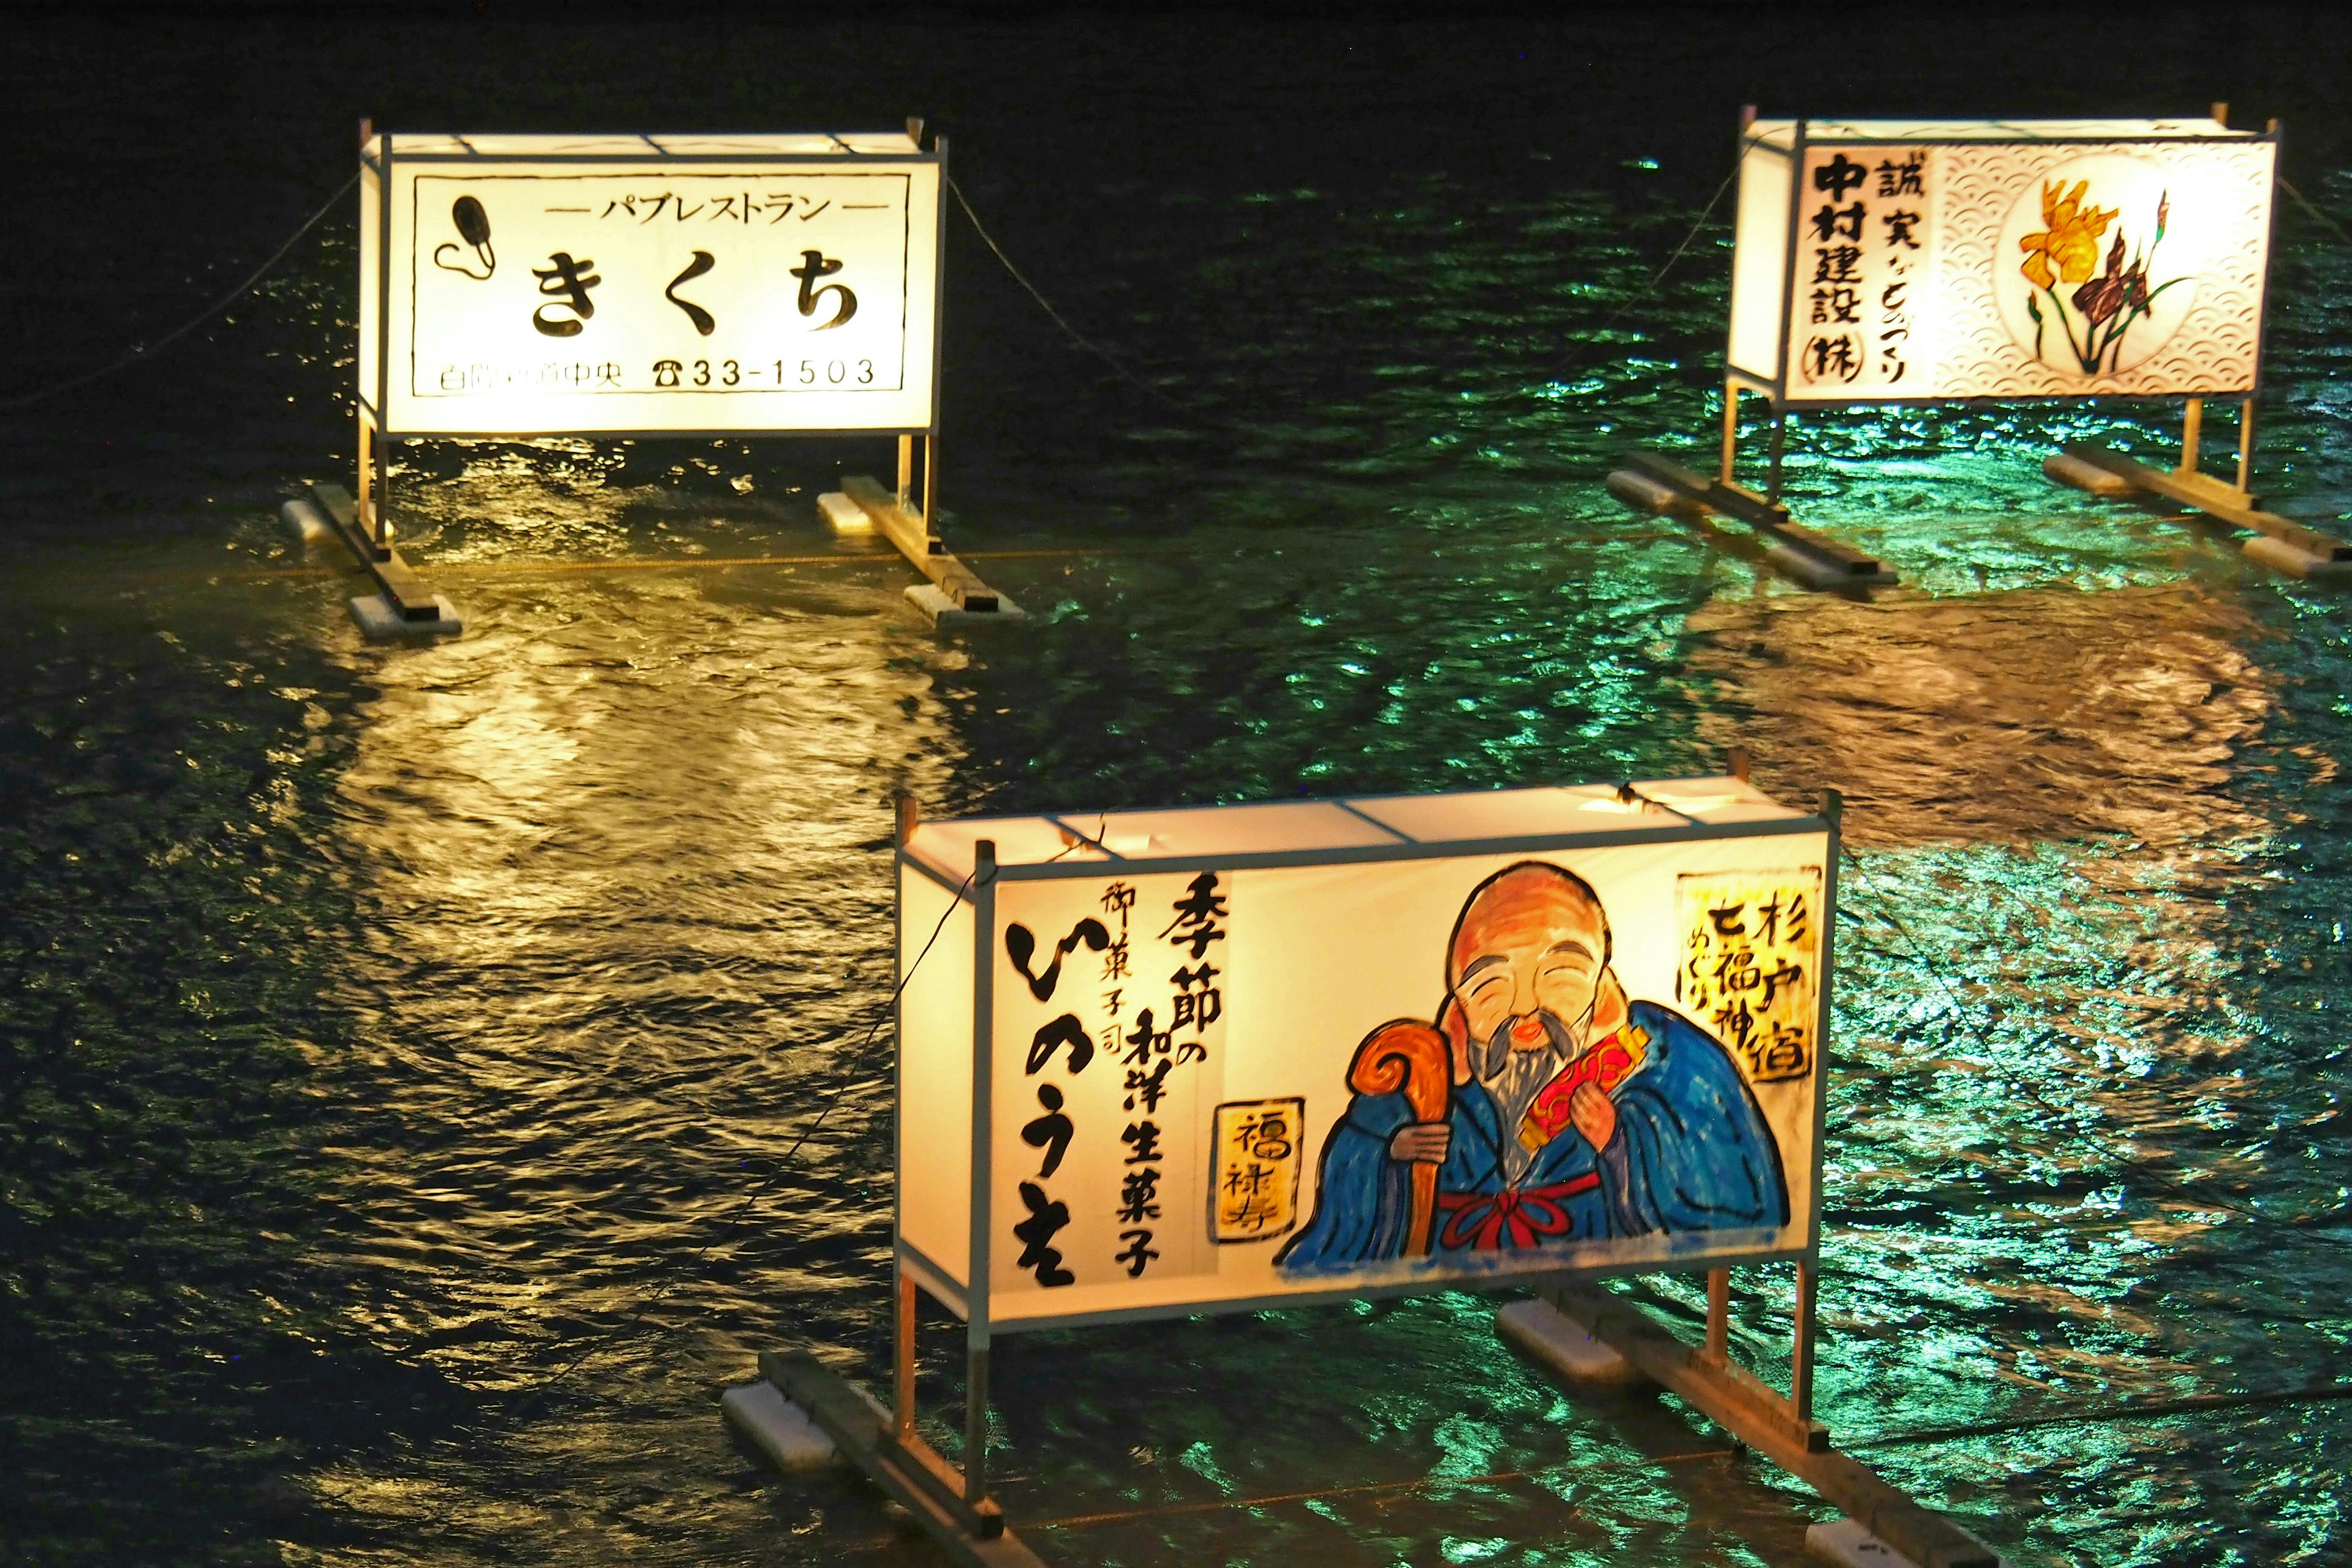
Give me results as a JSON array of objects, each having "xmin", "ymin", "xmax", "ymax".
[
  {"xmin": 508, "ymin": 865, "xmax": 978, "ymax": 1408},
  {"xmin": 1, "ymin": 171, "xmax": 360, "ymax": 412},
  {"xmin": 948, "ymin": 173, "xmax": 1199, "ymax": 415}
]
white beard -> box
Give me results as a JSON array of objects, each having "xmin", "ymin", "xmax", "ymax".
[{"xmin": 1479, "ymin": 1041, "xmax": 1567, "ymax": 1184}]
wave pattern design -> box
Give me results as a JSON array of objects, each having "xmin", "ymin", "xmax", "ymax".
[{"xmin": 1929, "ymin": 141, "xmax": 2273, "ymax": 398}]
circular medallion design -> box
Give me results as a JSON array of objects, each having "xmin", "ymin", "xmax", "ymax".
[{"xmin": 1993, "ymin": 153, "xmax": 2202, "ymax": 379}]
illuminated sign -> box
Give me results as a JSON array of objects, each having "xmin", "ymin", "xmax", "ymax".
[
  {"xmin": 1727, "ymin": 119, "xmax": 2276, "ymax": 405},
  {"xmin": 358, "ymin": 134, "xmax": 940, "ymax": 436},
  {"xmin": 895, "ymin": 781, "xmax": 1834, "ymax": 1333}
]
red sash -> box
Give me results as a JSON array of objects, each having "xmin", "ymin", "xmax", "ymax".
[{"xmin": 1433, "ymin": 1175, "xmax": 1602, "ymax": 1250}]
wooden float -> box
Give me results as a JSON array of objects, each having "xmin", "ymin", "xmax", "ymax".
[
  {"xmin": 2046, "ymin": 439, "xmax": 2351, "ymax": 582},
  {"xmin": 282, "ymin": 481, "xmax": 462, "ymax": 639}
]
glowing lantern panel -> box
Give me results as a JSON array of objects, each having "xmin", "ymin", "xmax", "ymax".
[
  {"xmin": 1725, "ymin": 118, "xmax": 2276, "ymax": 404},
  {"xmin": 896, "ymin": 782, "xmax": 1834, "ymax": 1332},
  {"xmin": 358, "ymin": 134, "xmax": 941, "ymax": 437}
]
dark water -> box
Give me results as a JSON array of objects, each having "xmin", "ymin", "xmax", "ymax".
[{"xmin": 4, "ymin": 13, "xmax": 2350, "ymax": 1567}]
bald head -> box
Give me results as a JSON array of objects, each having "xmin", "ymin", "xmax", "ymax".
[{"xmin": 1447, "ymin": 862, "xmax": 1613, "ymax": 1066}]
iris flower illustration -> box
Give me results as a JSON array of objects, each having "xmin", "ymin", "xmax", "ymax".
[
  {"xmin": 2018, "ymin": 182, "xmax": 2181, "ymax": 375},
  {"xmin": 2018, "ymin": 179, "xmax": 2117, "ymax": 290}
]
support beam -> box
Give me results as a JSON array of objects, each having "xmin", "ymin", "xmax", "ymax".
[
  {"xmin": 964, "ymin": 1343, "xmax": 990, "ymax": 1504},
  {"xmin": 1538, "ymin": 1285, "xmax": 2000, "ymax": 1568},
  {"xmin": 306, "ymin": 483, "xmax": 463, "ymax": 638},
  {"xmin": 758, "ymin": 1349, "xmax": 1044, "ymax": 1568},
  {"xmin": 895, "ymin": 1273, "xmax": 918, "ymax": 1442},
  {"xmin": 1792, "ymin": 1262, "xmax": 1819, "ymax": 1422},
  {"xmin": 1612, "ymin": 451, "xmax": 1899, "ymax": 589},
  {"xmin": 839, "ymin": 474, "xmax": 1027, "ymax": 622},
  {"xmin": 2058, "ymin": 445, "xmax": 2351, "ymax": 574},
  {"xmin": 1720, "ymin": 381, "xmax": 1741, "ymax": 486},
  {"xmin": 2236, "ymin": 396, "xmax": 2258, "ymax": 497}
]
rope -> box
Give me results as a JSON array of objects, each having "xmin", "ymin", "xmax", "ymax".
[
  {"xmin": 2279, "ymin": 175, "xmax": 2352, "ymax": 253},
  {"xmin": 946, "ymin": 173, "xmax": 1197, "ymax": 415},
  {"xmin": 1847, "ymin": 1379, "xmax": 2352, "ymax": 1450},
  {"xmin": 0, "ymin": 171, "xmax": 360, "ymax": 412},
  {"xmin": 1529, "ymin": 164, "xmax": 1737, "ymax": 391},
  {"xmin": 508, "ymin": 864, "xmax": 977, "ymax": 1407},
  {"xmin": 1636, "ymin": 166, "xmax": 1741, "ymax": 299}
]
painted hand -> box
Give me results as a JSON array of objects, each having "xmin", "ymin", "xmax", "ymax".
[
  {"xmin": 1389, "ymin": 1121, "xmax": 1452, "ymax": 1164},
  {"xmin": 1569, "ymin": 1082, "xmax": 1618, "ymax": 1150}
]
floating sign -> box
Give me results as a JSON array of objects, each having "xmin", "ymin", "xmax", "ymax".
[
  {"xmin": 358, "ymin": 133, "xmax": 941, "ymax": 436},
  {"xmin": 1727, "ymin": 119, "xmax": 2276, "ymax": 405},
  {"xmin": 895, "ymin": 781, "xmax": 1835, "ymax": 1333}
]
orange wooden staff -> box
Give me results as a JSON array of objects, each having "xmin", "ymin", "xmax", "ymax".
[{"xmin": 1346, "ymin": 1020, "xmax": 1452, "ymax": 1256}]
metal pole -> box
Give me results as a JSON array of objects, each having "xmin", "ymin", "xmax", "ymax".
[
  {"xmin": 1794, "ymin": 782, "xmax": 1841, "ymax": 1427},
  {"xmin": 898, "ymin": 434, "xmax": 915, "ymax": 513},
  {"xmin": 895, "ymin": 1274, "xmax": 918, "ymax": 1442},
  {"xmin": 2236, "ymin": 396, "xmax": 2257, "ymax": 496},
  {"xmin": 1719, "ymin": 380, "xmax": 1740, "ymax": 486},
  {"xmin": 356, "ymin": 411, "xmax": 374, "ymax": 546},
  {"xmin": 1706, "ymin": 1268, "xmax": 1730, "ymax": 1364},
  {"xmin": 1792, "ymin": 1261, "xmax": 1819, "ymax": 1421},
  {"xmin": 963, "ymin": 1340, "xmax": 990, "ymax": 1503},
  {"xmin": 965, "ymin": 835, "xmax": 996, "ymax": 1504},
  {"xmin": 922, "ymin": 432, "xmax": 938, "ymax": 529},
  {"xmin": 893, "ymin": 786, "xmax": 921, "ymax": 1446},
  {"xmin": 2180, "ymin": 397, "xmax": 2203, "ymax": 476}
]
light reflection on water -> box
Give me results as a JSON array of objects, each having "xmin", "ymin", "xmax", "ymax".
[{"xmin": 2, "ymin": 19, "xmax": 2350, "ymax": 1568}]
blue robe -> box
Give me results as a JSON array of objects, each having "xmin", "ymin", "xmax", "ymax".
[{"xmin": 1276, "ymin": 999, "xmax": 1787, "ymax": 1272}]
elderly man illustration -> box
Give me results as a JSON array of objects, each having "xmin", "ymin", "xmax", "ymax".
[{"xmin": 1276, "ymin": 861, "xmax": 1787, "ymax": 1270}]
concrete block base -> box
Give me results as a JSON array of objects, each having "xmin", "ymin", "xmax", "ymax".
[
  {"xmin": 1765, "ymin": 542, "xmax": 1898, "ymax": 591},
  {"xmin": 2245, "ymin": 533, "xmax": 2352, "ymax": 581},
  {"xmin": 281, "ymin": 497, "xmax": 338, "ymax": 545},
  {"xmin": 1807, "ymin": 1518, "xmax": 1921, "ymax": 1568},
  {"xmin": 721, "ymin": 1380, "xmax": 841, "ymax": 1474},
  {"xmin": 907, "ymin": 583, "xmax": 1028, "ymax": 625},
  {"xmin": 819, "ymin": 491, "xmax": 875, "ymax": 533},
  {"xmin": 349, "ymin": 593, "xmax": 463, "ymax": 641},
  {"xmin": 1607, "ymin": 467, "xmax": 1688, "ymax": 517},
  {"xmin": 1495, "ymin": 1297, "xmax": 1646, "ymax": 1385},
  {"xmin": 2043, "ymin": 451, "xmax": 2143, "ymax": 499}
]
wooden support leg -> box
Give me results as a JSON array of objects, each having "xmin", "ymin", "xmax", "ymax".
[
  {"xmin": 356, "ymin": 412, "xmax": 377, "ymax": 550},
  {"xmin": 1766, "ymin": 410, "xmax": 1786, "ymax": 504},
  {"xmin": 2236, "ymin": 396, "xmax": 2257, "ymax": 496},
  {"xmin": 898, "ymin": 434, "xmax": 915, "ymax": 513},
  {"xmin": 1791, "ymin": 1261, "xmax": 1819, "ymax": 1422},
  {"xmin": 963, "ymin": 1338, "xmax": 989, "ymax": 1504},
  {"xmin": 1719, "ymin": 381, "xmax": 1740, "ymax": 486},
  {"xmin": 895, "ymin": 1273, "xmax": 918, "ymax": 1442},
  {"xmin": 1706, "ymin": 1267, "xmax": 1730, "ymax": 1365},
  {"xmin": 922, "ymin": 433, "xmax": 939, "ymax": 529},
  {"xmin": 1725, "ymin": 745, "xmax": 1749, "ymax": 783},
  {"xmin": 2180, "ymin": 396, "xmax": 2204, "ymax": 477}
]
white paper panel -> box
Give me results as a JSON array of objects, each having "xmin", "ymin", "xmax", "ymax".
[
  {"xmin": 358, "ymin": 164, "xmax": 382, "ymax": 415},
  {"xmin": 1751, "ymin": 119, "xmax": 2246, "ymax": 148},
  {"xmin": 1740, "ymin": 126, "xmax": 2274, "ymax": 404},
  {"xmin": 902, "ymin": 776, "xmax": 1784, "ymax": 884},
  {"xmin": 897, "ymin": 864, "xmax": 974, "ymax": 1287},
  {"xmin": 978, "ymin": 831, "xmax": 1827, "ymax": 1328},
  {"xmin": 1727, "ymin": 139, "xmax": 1792, "ymax": 382},
  {"xmin": 374, "ymin": 152, "xmax": 938, "ymax": 434}
]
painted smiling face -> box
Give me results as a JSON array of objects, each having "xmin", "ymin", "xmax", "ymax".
[{"xmin": 1447, "ymin": 864, "xmax": 1611, "ymax": 1078}]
